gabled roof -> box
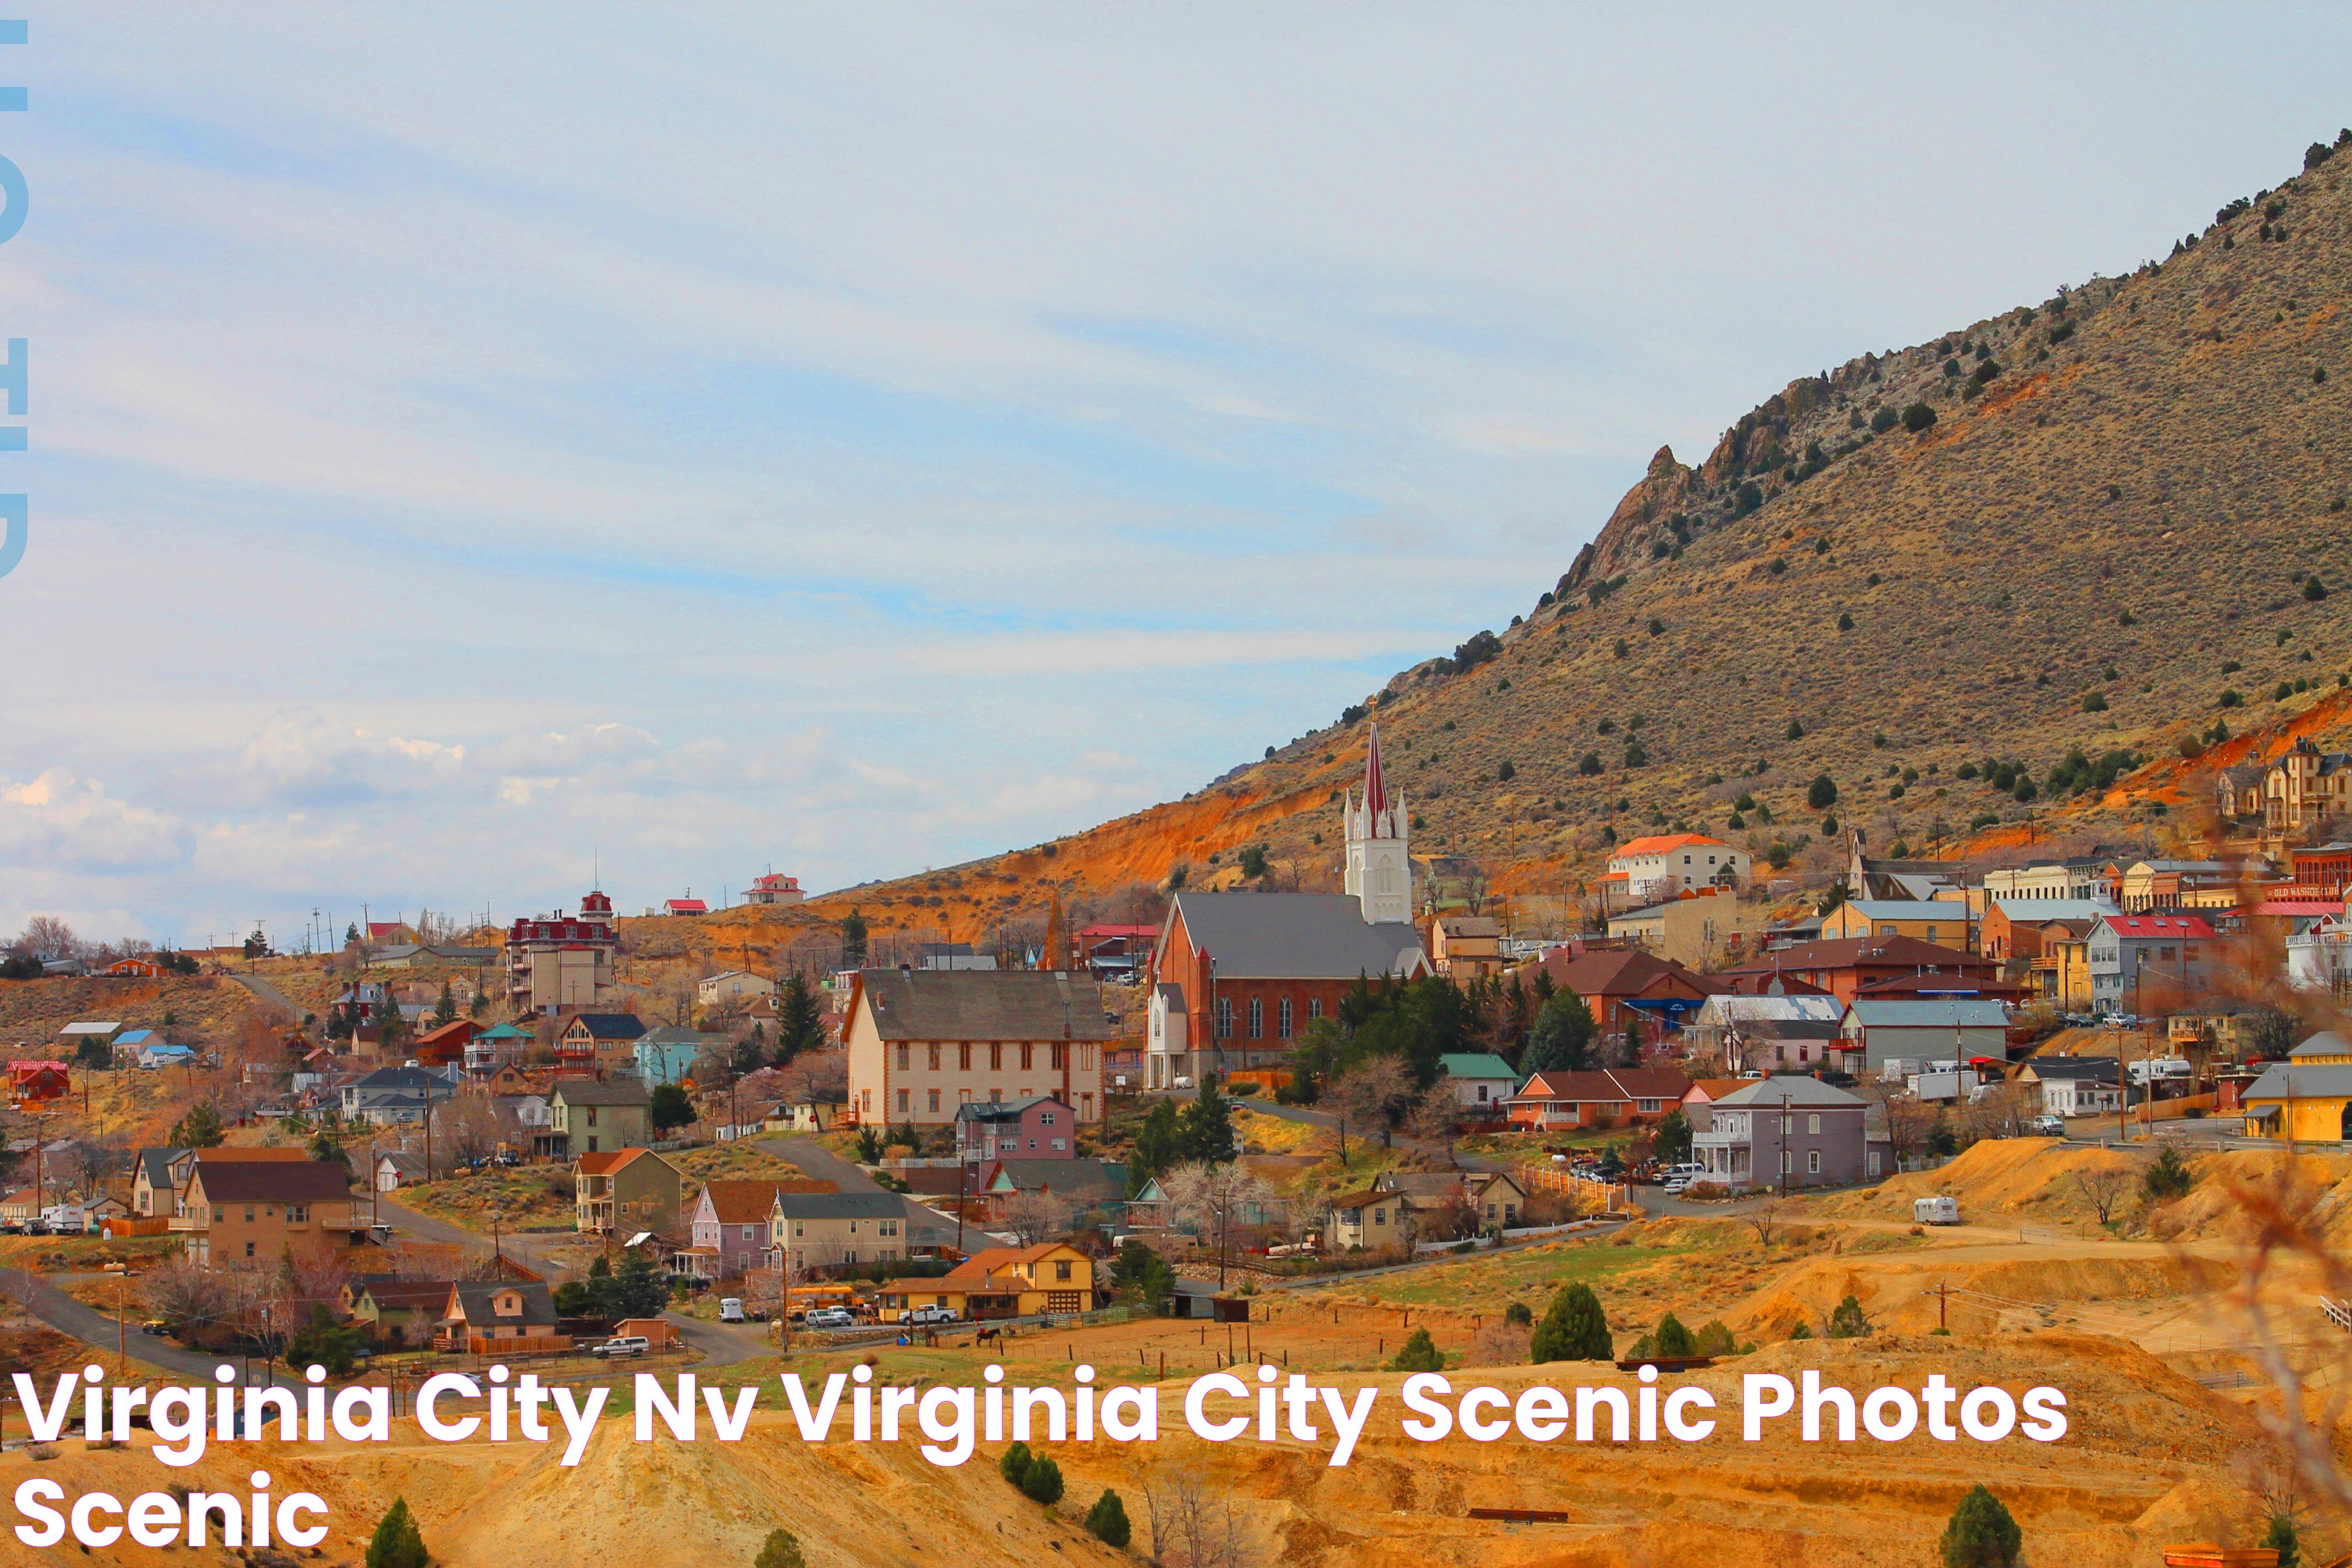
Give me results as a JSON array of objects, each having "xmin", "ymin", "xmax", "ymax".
[
  {"xmin": 855, "ymin": 968, "xmax": 1116, "ymax": 1041},
  {"xmin": 1842, "ymin": 999, "xmax": 2010, "ymax": 1028},
  {"xmin": 937, "ymin": 1242, "xmax": 1089, "ymax": 1289},
  {"xmin": 1611, "ymin": 833, "xmax": 1733, "ymax": 857},
  {"xmin": 980, "ymin": 1158, "xmax": 1124, "ymax": 1202},
  {"xmin": 2100, "ymin": 913, "xmax": 2216, "ymax": 940},
  {"xmin": 574, "ymin": 1147, "xmax": 672, "ymax": 1178},
  {"xmin": 1514, "ymin": 1067, "xmax": 1693, "ymax": 1101},
  {"xmin": 447, "ymin": 1280, "xmax": 557, "ymax": 1329},
  {"xmin": 1436, "ymin": 1052, "xmax": 1515, "ymax": 1080},
  {"xmin": 350, "ymin": 1276, "xmax": 454, "ymax": 1312},
  {"xmin": 2288, "ymin": 1032, "xmax": 2352, "ymax": 1060},
  {"xmin": 1521, "ymin": 946, "xmax": 1722, "ymax": 1000},
  {"xmin": 1722, "ymin": 935, "xmax": 1985, "ymax": 973},
  {"xmin": 771, "ymin": 1191, "xmax": 906, "ymax": 1221},
  {"xmin": 187, "ymin": 1159, "xmax": 352, "ymax": 1204},
  {"xmin": 697, "ymin": 1178, "xmax": 834, "ymax": 1224},
  {"xmin": 1706, "ymin": 1076, "xmax": 1866, "ymax": 1109},
  {"xmin": 136, "ymin": 1147, "xmax": 189, "ymax": 1191},
  {"xmin": 1165, "ymin": 893, "xmax": 1427, "ymax": 982},
  {"xmin": 563, "ymin": 1014, "xmax": 647, "ymax": 1041},
  {"xmin": 2018, "ymin": 1057, "xmax": 2120, "ymax": 1083},
  {"xmin": 550, "ymin": 1076, "xmax": 650, "ymax": 1107},
  {"xmin": 2246, "ymin": 1061, "xmax": 2352, "ymax": 1100}
]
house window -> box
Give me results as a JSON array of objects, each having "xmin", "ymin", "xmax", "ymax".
[
  {"xmin": 1637, "ymin": 1098, "xmax": 1660, "ymax": 1113},
  {"xmin": 1373, "ymin": 1208, "xmax": 1386, "ymax": 1225},
  {"xmin": 990, "ymin": 1043, "xmax": 1003, "ymax": 1070},
  {"xmin": 1476, "ymin": 1085, "xmax": 1489, "ymax": 1103},
  {"xmin": 586, "ymin": 1108, "xmax": 598, "ymax": 1126},
  {"xmin": 1807, "ymin": 1114, "xmax": 1821, "ymax": 1135},
  {"xmin": 742, "ymin": 1225, "xmax": 756, "ymax": 1241},
  {"xmin": 1868, "ymin": 1151, "xmax": 1882, "ymax": 1177},
  {"xmin": 287, "ymin": 1205, "xmax": 308, "ymax": 1223},
  {"xmin": 1781, "ymin": 1151, "xmax": 1792, "ymax": 1173},
  {"xmin": 1807, "ymin": 1150, "xmax": 1822, "ymax": 1175},
  {"xmin": 793, "ymin": 1222, "xmax": 805, "ymax": 1239},
  {"xmin": 244, "ymin": 1206, "xmax": 255, "ymax": 1223},
  {"xmin": 1278, "ymin": 997, "xmax": 1293, "ymax": 1038},
  {"xmin": 1248, "ymin": 998, "xmax": 1262, "ymax": 1038},
  {"xmin": 1055, "ymin": 1260, "xmax": 1073, "ymax": 1281},
  {"xmin": 1020, "ymin": 1043, "xmax": 1034, "ymax": 1070},
  {"xmin": 928, "ymin": 1044, "xmax": 940, "ymax": 1071},
  {"xmin": 1215, "ymin": 999, "xmax": 1233, "ymax": 1038},
  {"xmin": 897, "ymin": 1044, "xmax": 910, "ymax": 1071},
  {"xmin": 1308, "ymin": 998, "xmax": 1322, "ymax": 1022},
  {"xmin": 1050, "ymin": 1043, "xmax": 1067, "ymax": 1070},
  {"xmin": 927, "ymin": 1090, "xmax": 940, "ymax": 1113},
  {"xmin": 959, "ymin": 1043, "xmax": 972, "ymax": 1070},
  {"xmin": 897, "ymin": 1089, "xmax": 910, "ymax": 1113}
]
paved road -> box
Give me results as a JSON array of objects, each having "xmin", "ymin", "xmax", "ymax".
[
  {"xmin": 225, "ymin": 973, "xmax": 301, "ymax": 1018},
  {"xmin": 0, "ymin": 1265, "xmax": 262, "ymax": 1381},
  {"xmin": 749, "ymin": 1133, "xmax": 963, "ymax": 1251},
  {"xmin": 371, "ymin": 1194, "xmax": 575, "ymax": 1280},
  {"xmin": 662, "ymin": 1311, "xmax": 774, "ymax": 1366}
]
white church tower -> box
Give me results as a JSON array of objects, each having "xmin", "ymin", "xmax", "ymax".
[{"xmin": 1342, "ymin": 723, "xmax": 1412, "ymax": 924}]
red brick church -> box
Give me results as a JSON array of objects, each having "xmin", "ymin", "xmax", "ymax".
[{"xmin": 1145, "ymin": 727, "xmax": 1430, "ymax": 1087}]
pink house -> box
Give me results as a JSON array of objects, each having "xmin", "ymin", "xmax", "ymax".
[{"xmin": 954, "ymin": 1095, "xmax": 1077, "ymax": 1163}]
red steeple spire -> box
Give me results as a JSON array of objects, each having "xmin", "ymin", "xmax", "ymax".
[{"xmin": 1363, "ymin": 723, "xmax": 1389, "ymax": 823}]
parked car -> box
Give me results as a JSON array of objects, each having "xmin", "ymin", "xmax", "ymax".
[
  {"xmin": 900, "ymin": 1305, "xmax": 959, "ymax": 1326},
  {"xmin": 139, "ymin": 1319, "xmax": 168, "ymax": 1337},
  {"xmin": 2029, "ymin": 1114, "xmax": 2065, "ymax": 1137},
  {"xmin": 591, "ymin": 1335, "xmax": 651, "ymax": 1359},
  {"xmin": 804, "ymin": 1307, "xmax": 857, "ymax": 1330}
]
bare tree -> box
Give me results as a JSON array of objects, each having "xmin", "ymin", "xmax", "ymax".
[
  {"xmin": 1329, "ymin": 1057, "xmax": 1415, "ymax": 1150},
  {"xmin": 438, "ymin": 1097, "xmax": 510, "ymax": 1168},
  {"xmin": 1404, "ymin": 1091, "xmax": 1461, "ymax": 1158},
  {"xmin": 2071, "ymin": 1166, "xmax": 2133, "ymax": 1226},
  {"xmin": 1141, "ymin": 1464, "xmax": 1256, "ymax": 1568},
  {"xmin": 999, "ymin": 1188, "xmax": 1072, "ymax": 1246},
  {"xmin": 1417, "ymin": 1184, "xmax": 1484, "ymax": 1243},
  {"xmin": 1162, "ymin": 1161, "xmax": 1277, "ymax": 1248},
  {"xmin": 18, "ymin": 915, "xmax": 81, "ymax": 962},
  {"xmin": 1744, "ymin": 1200, "xmax": 1783, "ymax": 1248}
]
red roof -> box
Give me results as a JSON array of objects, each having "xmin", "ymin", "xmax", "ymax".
[
  {"xmin": 663, "ymin": 899, "xmax": 709, "ymax": 915},
  {"xmin": 1514, "ymin": 1067, "xmax": 1694, "ymax": 1102},
  {"xmin": 2101, "ymin": 913, "xmax": 2215, "ymax": 939},
  {"xmin": 1611, "ymin": 833, "xmax": 1733, "ymax": 858}
]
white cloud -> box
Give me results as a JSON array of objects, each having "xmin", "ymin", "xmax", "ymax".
[{"xmin": 0, "ymin": 771, "xmax": 189, "ymax": 873}]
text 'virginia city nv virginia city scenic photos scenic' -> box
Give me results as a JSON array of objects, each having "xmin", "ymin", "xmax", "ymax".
[{"xmin": 6, "ymin": 10, "xmax": 2352, "ymax": 1568}]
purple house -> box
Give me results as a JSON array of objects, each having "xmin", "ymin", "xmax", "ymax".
[
  {"xmin": 683, "ymin": 1180, "xmax": 809, "ymax": 1281},
  {"xmin": 955, "ymin": 1095, "xmax": 1076, "ymax": 1163}
]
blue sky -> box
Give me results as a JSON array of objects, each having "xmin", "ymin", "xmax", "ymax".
[{"xmin": 2, "ymin": 4, "xmax": 2348, "ymax": 946}]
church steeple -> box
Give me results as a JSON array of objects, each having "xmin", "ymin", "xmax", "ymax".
[{"xmin": 1343, "ymin": 723, "xmax": 1410, "ymax": 923}]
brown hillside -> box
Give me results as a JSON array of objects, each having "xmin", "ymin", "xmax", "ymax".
[{"xmin": 655, "ymin": 140, "xmax": 2352, "ymax": 953}]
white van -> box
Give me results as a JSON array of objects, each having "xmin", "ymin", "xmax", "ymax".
[
  {"xmin": 1913, "ymin": 1195, "xmax": 1961, "ymax": 1226},
  {"xmin": 718, "ymin": 1298, "xmax": 745, "ymax": 1324}
]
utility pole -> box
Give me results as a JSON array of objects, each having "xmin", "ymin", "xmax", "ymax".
[
  {"xmin": 1779, "ymin": 1091, "xmax": 1792, "ymax": 1199},
  {"xmin": 1936, "ymin": 1280, "xmax": 1947, "ymax": 1332}
]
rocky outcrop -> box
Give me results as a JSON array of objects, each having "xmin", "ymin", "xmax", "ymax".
[{"xmin": 1563, "ymin": 444, "xmax": 1697, "ymax": 589}]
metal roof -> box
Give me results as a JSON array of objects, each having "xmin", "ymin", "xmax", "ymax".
[
  {"xmin": 1842, "ymin": 1000, "xmax": 2010, "ymax": 1027},
  {"xmin": 2245, "ymin": 1062, "xmax": 2352, "ymax": 1101},
  {"xmin": 1706, "ymin": 1076, "xmax": 1868, "ymax": 1109},
  {"xmin": 1167, "ymin": 892, "xmax": 1427, "ymax": 981},
  {"xmin": 857, "ymin": 968, "xmax": 1116, "ymax": 1042}
]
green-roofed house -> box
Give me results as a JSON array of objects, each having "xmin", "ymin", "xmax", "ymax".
[
  {"xmin": 1436, "ymin": 1052, "xmax": 1518, "ymax": 1112},
  {"xmin": 465, "ymin": 1022, "xmax": 536, "ymax": 1077}
]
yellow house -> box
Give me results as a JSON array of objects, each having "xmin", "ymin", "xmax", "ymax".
[
  {"xmin": 875, "ymin": 1242, "xmax": 1096, "ymax": 1320},
  {"xmin": 1816, "ymin": 900, "xmax": 1972, "ymax": 950},
  {"xmin": 2027, "ymin": 921, "xmax": 2098, "ymax": 1011},
  {"xmin": 1424, "ymin": 914, "xmax": 1503, "ymax": 981},
  {"xmin": 1605, "ymin": 889, "xmax": 1763, "ymax": 969},
  {"xmin": 2241, "ymin": 1033, "xmax": 2352, "ymax": 1142},
  {"xmin": 574, "ymin": 1147, "xmax": 682, "ymax": 1237}
]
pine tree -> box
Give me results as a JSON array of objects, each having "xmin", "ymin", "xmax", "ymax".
[
  {"xmin": 1128, "ymin": 1099, "xmax": 1181, "ymax": 1194},
  {"xmin": 1178, "ymin": 1077, "xmax": 1237, "ymax": 1164},
  {"xmin": 774, "ymin": 973, "xmax": 826, "ymax": 1065},
  {"xmin": 2262, "ymin": 1512, "xmax": 2301, "ymax": 1568},
  {"xmin": 839, "ymin": 910, "xmax": 869, "ymax": 969},
  {"xmin": 999, "ymin": 1440, "xmax": 1035, "ymax": 1491},
  {"xmin": 1529, "ymin": 1282, "xmax": 1613, "ymax": 1363},
  {"xmin": 1083, "ymin": 1489, "xmax": 1132, "ymax": 1549},
  {"xmin": 433, "ymin": 981, "xmax": 458, "ymax": 1028},
  {"xmin": 365, "ymin": 1498, "xmax": 428, "ymax": 1568},
  {"xmin": 1939, "ymin": 1485, "xmax": 2021, "ymax": 1568},
  {"xmin": 1651, "ymin": 1312, "xmax": 1694, "ymax": 1357},
  {"xmin": 1021, "ymin": 1454, "xmax": 1065, "ymax": 1505},
  {"xmin": 1521, "ymin": 992, "xmax": 1597, "ymax": 1077},
  {"xmin": 753, "ymin": 1528, "xmax": 806, "ymax": 1568},
  {"xmin": 170, "ymin": 1102, "xmax": 225, "ymax": 1149},
  {"xmin": 1388, "ymin": 1327, "xmax": 1445, "ymax": 1371},
  {"xmin": 1827, "ymin": 1295, "xmax": 1871, "ymax": 1339}
]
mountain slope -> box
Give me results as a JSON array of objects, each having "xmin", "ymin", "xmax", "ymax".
[{"xmin": 699, "ymin": 138, "xmax": 2352, "ymax": 948}]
